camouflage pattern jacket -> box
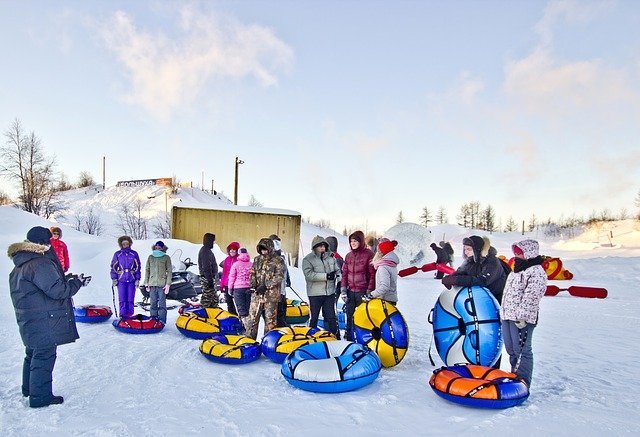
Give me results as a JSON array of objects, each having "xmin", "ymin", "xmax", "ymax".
[{"xmin": 250, "ymin": 238, "xmax": 286, "ymax": 292}]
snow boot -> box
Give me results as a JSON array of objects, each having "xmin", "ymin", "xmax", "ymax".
[{"xmin": 29, "ymin": 395, "xmax": 64, "ymax": 408}]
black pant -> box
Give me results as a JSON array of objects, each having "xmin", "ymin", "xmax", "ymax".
[
  {"xmin": 344, "ymin": 290, "xmax": 365, "ymax": 341},
  {"xmin": 23, "ymin": 346, "xmax": 57, "ymax": 401},
  {"xmin": 222, "ymin": 286, "xmax": 237, "ymax": 315},
  {"xmin": 276, "ymin": 293, "xmax": 288, "ymax": 327},
  {"xmin": 309, "ymin": 294, "xmax": 338, "ymax": 337}
]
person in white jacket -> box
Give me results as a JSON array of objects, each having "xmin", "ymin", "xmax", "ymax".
[
  {"xmin": 500, "ymin": 239, "xmax": 547, "ymax": 387},
  {"xmin": 370, "ymin": 240, "xmax": 399, "ymax": 304}
]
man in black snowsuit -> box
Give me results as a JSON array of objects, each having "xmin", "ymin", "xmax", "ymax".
[
  {"xmin": 198, "ymin": 233, "xmax": 219, "ymax": 308},
  {"xmin": 430, "ymin": 243, "xmax": 449, "ymax": 279},
  {"xmin": 8, "ymin": 226, "xmax": 91, "ymax": 408}
]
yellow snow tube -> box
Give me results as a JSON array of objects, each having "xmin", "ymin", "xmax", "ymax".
[
  {"xmin": 175, "ymin": 307, "xmax": 243, "ymax": 339},
  {"xmin": 199, "ymin": 334, "xmax": 261, "ymax": 364},
  {"xmin": 285, "ymin": 299, "xmax": 310, "ymax": 325}
]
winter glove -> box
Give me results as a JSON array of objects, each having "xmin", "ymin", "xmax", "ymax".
[
  {"xmin": 112, "ymin": 279, "xmax": 118, "ymax": 286},
  {"xmin": 255, "ymin": 284, "xmax": 267, "ymax": 296},
  {"xmin": 145, "ymin": 285, "xmax": 150, "ymax": 292},
  {"xmin": 65, "ymin": 273, "xmax": 75, "ymax": 280},
  {"xmin": 441, "ymin": 275, "xmax": 457, "ymax": 289},
  {"xmin": 326, "ymin": 271, "xmax": 336, "ymax": 280},
  {"xmin": 515, "ymin": 320, "xmax": 527, "ymax": 329},
  {"xmin": 340, "ymin": 292, "xmax": 348, "ymax": 303},
  {"xmin": 163, "ymin": 284, "xmax": 170, "ymax": 295},
  {"xmin": 286, "ymin": 276, "xmax": 291, "ymax": 288},
  {"xmin": 207, "ymin": 279, "xmax": 214, "ymax": 288},
  {"xmin": 229, "ymin": 288, "xmax": 234, "ymax": 297},
  {"xmin": 78, "ymin": 274, "xmax": 92, "ymax": 287}
]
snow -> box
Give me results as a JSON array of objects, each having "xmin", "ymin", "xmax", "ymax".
[{"xmin": 1, "ymin": 197, "xmax": 639, "ymax": 435}]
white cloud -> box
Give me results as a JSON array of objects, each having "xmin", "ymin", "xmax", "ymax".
[{"xmin": 98, "ymin": 6, "xmax": 294, "ymax": 120}]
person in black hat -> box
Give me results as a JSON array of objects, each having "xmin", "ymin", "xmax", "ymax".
[
  {"xmin": 198, "ymin": 233, "xmax": 219, "ymax": 307},
  {"xmin": 143, "ymin": 241, "xmax": 172, "ymax": 323},
  {"xmin": 8, "ymin": 226, "xmax": 91, "ymax": 408}
]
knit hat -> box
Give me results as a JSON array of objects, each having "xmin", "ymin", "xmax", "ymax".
[
  {"xmin": 26, "ymin": 226, "xmax": 52, "ymax": 245},
  {"xmin": 239, "ymin": 247, "xmax": 248, "ymax": 254},
  {"xmin": 378, "ymin": 240, "xmax": 398, "ymax": 255},
  {"xmin": 50, "ymin": 226, "xmax": 62, "ymax": 237},
  {"xmin": 227, "ymin": 241, "xmax": 240, "ymax": 252},
  {"xmin": 154, "ymin": 241, "xmax": 167, "ymax": 250}
]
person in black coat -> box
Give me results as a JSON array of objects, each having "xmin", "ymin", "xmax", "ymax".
[
  {"xmin": 430, "ymin": 243, "xmax": 448, "ymax": 279},
  {"xmin": 198, "ymin": 233, "xmax": 219, "ymax": 308},
  {"xmin": 441, "ymin": 235, "xmax": 506, "ymax": 303},
  {"xmin": 8, "ymin": 226, "xmax": 91, "ymax": 408}
]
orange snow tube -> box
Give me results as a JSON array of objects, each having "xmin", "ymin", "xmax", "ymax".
[{"xmin": 542, "ymin": 257, "xmax": 573, "ymax": 280}]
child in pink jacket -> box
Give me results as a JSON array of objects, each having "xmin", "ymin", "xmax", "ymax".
[{"xmin": 228, "ymin": 248, "xmax": 253, "ymax": 330}]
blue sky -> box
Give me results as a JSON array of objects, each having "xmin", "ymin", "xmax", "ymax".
[{"xmin": 1, "ymin": 0, "xmax": 639, "ymax": 233}]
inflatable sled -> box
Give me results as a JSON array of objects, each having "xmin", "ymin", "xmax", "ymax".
[
  {"xmin": 281, "ymin": 341, "xmax": 382, "ymax": 393},
  {"xmin": 175, "ymin": 307, "xmax": 243, "ymax": 339},
  {"xmin": 74, "ymin": 305, "xmax": 112, "ymax": 323},
  {"xmin": 542, "ymin": 257, "xmax": 573, "ymax": 280},
  {"xmin": 199, "ymin": 334, "xmax": 262, "ymax": 365},
  {"xmin": 261, "ymin": 326, "xmax": 335, "ymax": 364},
  {"xmin": 430, "ymin": 286, "xmax": 502, "ymax": 366},
  {"xmin": 353, "ymin": 299, "xmax": 409, "ymax": 368},
  {"xmin": 285, "ymin": 299, "xmax": 310, "ymax": 325},
  {"xmin": 112, "ymin": 314, "xmax": 165, "ymax": 334},
  {"xmin": 430, "ymin": 364, "xmax": 529, "ymax": 409}
]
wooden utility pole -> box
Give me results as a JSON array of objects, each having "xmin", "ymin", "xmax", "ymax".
[
  {"xmin": 234, "ymin": 157, "xmax": 244, "ymax": 205},
  {"xmin": 102, "ymin": 156, "xmax": 106, "ymax": 189}
]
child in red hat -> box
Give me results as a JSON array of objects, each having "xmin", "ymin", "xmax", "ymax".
[{"xmin": 370, "ymin": 239, "xmax": 399, "ymax": 304}]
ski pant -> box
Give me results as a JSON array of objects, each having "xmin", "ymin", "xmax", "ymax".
[
  {"xmin": 233, "ymin": 288, "xmax": 252, "ymax": 330},
  {"xmin": 276, "ymin": 293, "xmax": 287, "ymax": 327},
  {"xmin": 200, "ymin": 277, "xmax": 218, "ymax": 308},
  {"xmin": 502, "ymin": 320, "xmax": 535, "ymax": 386},
  {"xmin": 344, "ymin": 290, "xmax": 365, "ymax": 341},
  {"xmin": 22, "ymin": 346, "xmax": 57, "ymax": 402},
  {"xmin": 222, "ymin": 286, "xmax": 237, "ymax": 315},
  {"xmin": 309, "ymin": 294, "xmax": 338, "ymax": 337},
  {"xmin": 117, "ymin": 281, "xmax": 136, "ymax": 317},
  {"xmin": 148, "ymin": 286, "xmax": 167, "ymax": 323},
  {"xmin": 246, "ymin": 287, "xmax": 280, "ymax": 340}
]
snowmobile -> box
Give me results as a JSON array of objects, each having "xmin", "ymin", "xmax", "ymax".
[{"xmin": 136, "ymin": 250, "xmax": 203, "ymax": 310}]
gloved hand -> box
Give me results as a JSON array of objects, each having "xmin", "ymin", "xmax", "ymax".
[
  {"xmin": 65, "ymin": 273, "xmax": 75, "ymax": 280},
  {"xmin": 340, "ymin": 292, "xmax": 348, "ymax": 303},
  {"xmin": 145, "ymin": 285, "xmax": 150, "ymax": 292},
  {"xmin": 207, "ymin": 279, "xmax": 214, "ymax": 288},
  {"xmin": 135, "ymin": 280, "xmax": 140, "ymax": 287},
  {"xmin": 229, "ymin": 288, "xmax": 234, "ymax": 297},
  {"xmin": 255, "ymin": 284, "xmax": 267, "ymax": 296},
  {"xmin": 286, "ymin": 277, "xmax": 291, "ymax": 288},
  {"xmin": 78, "ymin": 274, "xmax": 92, "ymax": 287},
  {"xmin": 441, "ymin": 275, "xmax": 457, "ymax": 289},
  {"xmin": 163, "ymin": 284, "xmax": 170, "ymax": 295},
  {"xmin": 361, "ymin": 293, "xmax": 371, "ymax": 302},
  {"xmin": 515, "ymin": 320, "xmax": 527, "ymax": 329},
  {"xmin": 326, "ymin": 271, "xmax": 336, "ymax": 280},
  {"xmin": 112, "ymin": 279, "xmax": 118, "ymax": 286}
]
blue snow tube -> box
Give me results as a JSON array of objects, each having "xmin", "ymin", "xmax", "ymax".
[
  {"xmin": 199, "ymin": 334, "xmax": 262, "ymax": 365},
  {"xmin": 431, "ymin": 286, "xmax": 502, "ymax": 366},
  {"xmin": 318, "ymin": 303, "xmax": 347, "ymax": 330},
  {"xmin": 74, "ymin": 305, "xmax": 112, "ymax": 323},
  {"xmin": 281, "ymin": 341, "xmax": 382, "ymax": 393},
  {"xmin": 112, "ymin": 314, "xmax": 165, "ymax": 334}
]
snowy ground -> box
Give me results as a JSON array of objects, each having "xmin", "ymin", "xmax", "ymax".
[{"xmin": 1, "ymin": 205, "xmax": 638, "ymax": 435}]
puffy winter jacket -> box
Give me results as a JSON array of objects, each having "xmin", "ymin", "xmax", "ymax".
[
  {"xmin": 302, "ymin": 236, "xmax": 342, "ymax": 297},
  {"xmin": 228, "ymin": 252, "xmax": 253, "ymax": 290},
  {"xmin": 250, "ymin": 238, "xmax": 285, "ymax": 292},
  {"xmin": 500, "ymin": 240, "xmax": 547, "ymax": 324},
  {"xmin": 198, "ymin": 233, "xmax": 218, "ymax": 284},
  {"xmin": 110, "ymin": 247, "xmax": 141, "ymax": 283},
  {"xmin": 144, "ymin": 251, "xmax": 172, "ymax": 287},
  {"xmin": 371, "ymin": 252, "xmax": 399, "ymax": 302},
  {"xmin": 8, "ymin": 241, "xmax": 82, "ymax": 348},
  {"xmin": 50, "ymin": 237, "xmax": 70, "ymax": 272},
  {"xmin": 219, "ymin": 242, "xmax": 240, "ymax": 287},
  {"xmin": 341, "ymin": 231, "xmax": 375, "ymax": 293},
  {"xmin": 449, "ymin": 236, "xmax": 506, "ymax": 302}
]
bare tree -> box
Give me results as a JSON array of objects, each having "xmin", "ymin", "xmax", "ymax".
[
  {"xmin": 436, "ymin": 206, "xmax": 448, "ymax": 225},
  {"xmin": 419, "ymin": 206, "xmax": 433, "ymax": 227},
  {"xmin": 0, "ymin": 189, "xmax": 11, "ymax": 205},
  {"xmin": 73, "ymin": 206, "xmax": 104, "ymax": 235},
  {"xmin": 457, "ymin": 203, "xmax": 471, "ymax": 228},
  {"xmin": 0, "ymin": 119, "xmax": 63, "ymax": 217},
  {"xmin": 152, "ymin": 213, "xmax": 172, "ymax": 238},
  {"xmin": 56, "ymin": 173, "xmax": 74, "ymax": 192},
  {"xmin": 77, "ymin": 171, "xmax": 95, "ymax": 188},
  {"xmin": 528, "ymin": 213, "xmax": 537, "ymax": 232},
  {"xmin": 618, "ymin": 208, "xmax": 628, "ymax": 220},
  {"xmin": 396, "ymin": 211, "xmax": 404, "ymax": 224},
  {"xmin": 248, "ymin": 194, "xmax": 263, "ymax": 207},
  {"xmin": 481, "ymin": 205, "xmax": 496, "ymax": 232},
  {"xmin": 117, "ymin": 198, "xmax": 149, "ymax": 239},
  {"xmin": 504, "ymin": 216, "xmax": 517, "ymax": 232}
]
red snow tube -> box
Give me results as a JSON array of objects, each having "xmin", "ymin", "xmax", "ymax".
[
  {"xmin": 112, "ymin": 314, "xmax": 165, "ymax": 334},
  {"xmin": 74, "ymin": 305, "xmax": 112, "ymax": 323}
]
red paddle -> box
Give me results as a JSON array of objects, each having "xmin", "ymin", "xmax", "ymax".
[{"xmin": 545, "ymin": 285, "xmax": 608, "ymax": 299}]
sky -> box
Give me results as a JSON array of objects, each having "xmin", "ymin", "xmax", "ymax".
[{"xmin": 1, "ymin": 0, "xmax": 639, "ymax": 234}]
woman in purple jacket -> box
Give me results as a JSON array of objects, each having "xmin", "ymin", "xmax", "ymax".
[{"xmin": 110, "ymin": 236, "xmax": 141, "ymax": 317}]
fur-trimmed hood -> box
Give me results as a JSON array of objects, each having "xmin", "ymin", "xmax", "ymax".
[
  {"xmin": 7, "ymin": 241, "xmax": 49, "ymax": 267},
  {"xmin": 462, "ymin": 235, "xmax": 494, "ymax": 262},
  {"xmin": 256, "ymin": 237, "xmax": 275, "ymax": 255}
]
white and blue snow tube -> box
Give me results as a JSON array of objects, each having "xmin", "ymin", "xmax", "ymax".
[
  {"xmin": 281, "ymin": 341, "xmax": 382, "ymax": 393},
  {"xmin": 431, "ymin": 286, "xmax": 502, "ymax": 366}
]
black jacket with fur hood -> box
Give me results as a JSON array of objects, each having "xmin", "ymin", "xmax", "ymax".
[
  {"xmin": 8, "ymin": 241, "xmax": 82, "ymax": 348},
  {"xmin": 448, "ymin": 236, "xmax": 506, "ymax": 302}
]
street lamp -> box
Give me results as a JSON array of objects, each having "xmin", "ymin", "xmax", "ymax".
[{"xmin": 234, "ymin": 157, "xmax": 244, "ymax": 205}]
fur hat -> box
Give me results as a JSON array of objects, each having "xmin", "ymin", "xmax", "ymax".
[
  {"xmin": 348, "ymin": 230, "xmax": 365, "ymax": 246},
  {"xmin": 118, "ymin": 235, "xmax": 133, "ymax": 247},
  {"xmin": 50, "ymin": 226, "xmax": 62, "ymax": 237},
  {"xmin": 26, "ymin": 226, "xmax": 52, "ymax": 245},
  {"xmin": 378, "ymin": 239, "xmax": 398, "ymax": 255},
  {"xmin": 462, "ymin": 235, "xmax": 490, "ymax": 261},
  {"xmin": 268, "ymin": 234, "xmax": 281, "ymax": 241},
  {"xmin": 227, "ymin": 241, "xmax": 240, "ymax": 252}
]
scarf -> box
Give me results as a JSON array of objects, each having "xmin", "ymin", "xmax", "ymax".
[{"xmin": 513, "ymin": 255, "xmax": 543, "ymax": 273}]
